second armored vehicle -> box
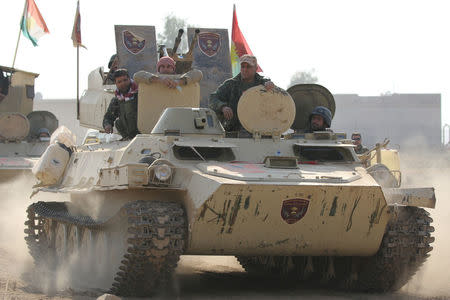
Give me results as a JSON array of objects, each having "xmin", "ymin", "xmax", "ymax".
[{"xmin": 0, "ymin": 65, "xmax": 58, "ymax": 182}]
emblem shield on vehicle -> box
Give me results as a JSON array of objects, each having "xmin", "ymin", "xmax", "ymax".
[
  {"xmin": 281, "ymin": 199, "xmax": 309, "ymax": 224},
  {"xmin": 122, "ymin": 30, "xmax": 146, "ymax": 55},
  {"xmin": 198, "ymin": 32, "xmax": 221, "ymax": 57}
]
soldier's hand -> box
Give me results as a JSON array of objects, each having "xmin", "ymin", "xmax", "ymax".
[
  {"xmin": 104, "ymin": 124, "xmax": 113, "ymax": 134},
  {"xmin": 222, "ymin": 106, "xmax": 233, "ymax": 120},
  {"xmin": 161, "ymin": 78, "xmax": 179, "ymax": 89},
  {"xmin": 264, "ymin": 81, "xmax": 275, "ymax": 91}
]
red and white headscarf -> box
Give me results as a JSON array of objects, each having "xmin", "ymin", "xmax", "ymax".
[{"xmin": 115, "ymin": 80, "xmax": 138, "ymax": 101}]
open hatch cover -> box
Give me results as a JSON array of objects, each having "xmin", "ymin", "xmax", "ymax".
[{"xmin": 287, "ymin": 84, "xmax": 335, "ymax": 131}]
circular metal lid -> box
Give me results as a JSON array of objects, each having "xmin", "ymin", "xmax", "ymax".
[
  {"xmin": 0, "ymin": 112, "xmax": 30, "ymax": 141},
  {"xmin": 26, "ymin": 111, "xmax": 59, "ymax": 139},
  {"xmin": 237, "ymin": 85, "xmax": 296, "ymax": 135},
  {"xmin": 287, "ymin": 84, "xmax": 335, "ymax": 131}
]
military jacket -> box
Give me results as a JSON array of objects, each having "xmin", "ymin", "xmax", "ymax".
[
  {"xmin": 209, "ymin": 73, "xmax": 270, "ymax": 132},
  {"xmin": 102, "ymin": 93, "xmax": 139, "ymax": 139},
  {"xmin": 355, "ymin": 145, "xmax": 369, "ymax": 154}
]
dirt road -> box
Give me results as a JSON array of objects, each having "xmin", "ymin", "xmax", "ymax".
[{"xmin": 0, "ymin": 252, "xmax": 448, "ymax": 300}]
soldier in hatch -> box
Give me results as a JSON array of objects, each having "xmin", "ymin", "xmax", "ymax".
[
  {"xmin": 103, "ymin": 68, "xmax": 139, "ymax": 140},
  {"xmin": 209, "ymin": 54, "xmax": 275, "ymax": 135},
  {"xmin": 305, "ymin": 106, "xmax": 333, "ymax": 133},
  {"xmin": 352, "ymin": 132, "xmax": 369, "ymax": 154}
]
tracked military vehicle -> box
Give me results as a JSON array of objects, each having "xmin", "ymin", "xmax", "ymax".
[
  {"xmin": 0, "ymin": 65, "xmax": 58, "ymax": 181},
  {"xmin": 26, "ymin": 74, "xmax": 435, "ymax": 295}
]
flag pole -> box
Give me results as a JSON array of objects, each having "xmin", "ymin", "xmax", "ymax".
[
  {"xmin": 76, "ymin": 44, "xmax": 80, "ymax": 120},
  {"xmin": 12, "ymin": 0, "xmax": 28, "ymax": 69},
  {"xmin": 12, "ymin": 27, "xmax": 22, "ymax": 69}
]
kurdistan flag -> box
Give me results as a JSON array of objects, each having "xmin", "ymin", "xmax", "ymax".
[
  {"xmin": 230, "ymin": 4, "xmax": 262, "ymax": 76},
  {"xmin": 20, "ymin": 0, "xmax": 49, "ymax": 47}
]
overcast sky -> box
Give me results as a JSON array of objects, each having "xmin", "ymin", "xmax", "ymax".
[{"xmin": 1, "ymin": 0, "xmax": 449, "ymax": 131}]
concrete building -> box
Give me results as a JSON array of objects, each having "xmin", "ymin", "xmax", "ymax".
[
  {"xmin": 332, "ymin": 93, "xmax": 441, "ymax": 150},
  {"xmin": 34, "ymin": 94, "xmax": 442, "ymax": 151}
]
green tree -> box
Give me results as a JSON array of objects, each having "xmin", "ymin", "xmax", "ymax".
[
  {"xmin": 289, "ymin": 69, "xmax": 318, "ymax": 87},
  {"xmin": 157, "ymin": 14, "xmax": 189, "ymax": 53}
]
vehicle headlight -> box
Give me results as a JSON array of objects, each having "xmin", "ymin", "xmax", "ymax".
[{"xmin": 154, "ymin": 164, "xmax": 172, "ymax": 181}]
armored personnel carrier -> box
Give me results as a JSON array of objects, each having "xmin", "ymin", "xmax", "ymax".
[
  {"xmin": 0, "ymin": 65, "xmax": 58, "ymax": 181},
  {"xmin": 26, "ymin": 77, "xmax": 435, "ymax": 295}
]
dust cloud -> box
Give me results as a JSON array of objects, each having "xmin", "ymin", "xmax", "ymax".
[
  {"xmin": 0, "ymin": 173, "xmax": 100, "ymax": 295},
  {"xmin": 0, "ymin": 174, "xmax": 37, "ymax": 274},
  {"xmin": 397, "ymin": 138, "xmax": 450, "ymax": 297}
]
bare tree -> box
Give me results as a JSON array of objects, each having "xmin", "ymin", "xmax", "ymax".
[
  {"xmin": 289, "ymin": 69, "xmax": 318, "ymax": 87},
  {"xmin": 157, "ymin": 14, "xmax": 190, "ymax": 53}
]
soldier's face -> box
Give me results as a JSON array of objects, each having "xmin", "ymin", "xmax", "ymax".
[
  {"xmin": 159, "ymin": 64, "xmax": 175, "ymax": 75},
  {"xmin": 352, "ymin": 135, "xmax": 361, "ymax": 145},
  {"xmin": 115, "ymin": 75, "xmax": 131, "ymax": 93},
  {"xmin": 311, "ymin": 115, "xmax": 325, "ymax": 131},
  {"xmin": 240, "ymin": 63, "xmax": 256, "ymax": 82}
]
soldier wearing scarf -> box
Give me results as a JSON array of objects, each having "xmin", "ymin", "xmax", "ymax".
[{"xmin": 103, "ymin": 68, "xmax": 139, "ymax": 140}]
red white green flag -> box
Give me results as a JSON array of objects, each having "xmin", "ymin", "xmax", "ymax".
[
  {"xmin": 71, "ymin": 0, "xmax": 86, "ymax": 49},
  {"xmin": 20, "ymin": 0, "xmax": 49, "ymax": 47},
  {"xmin": 230, "ymin": 4, "xmax": 262, "ymax": 76}
]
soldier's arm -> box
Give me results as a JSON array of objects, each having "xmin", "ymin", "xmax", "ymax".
[
  {"xmin": 103, "ymin": 97, "xmax": 119, "ymax": 129},
  {"xmin": 180, "ymin": 69, "xmax": 203, "ymax": 85},
  {"xmin": 257, "ymin": 74, "xmax": 271, "ymax": 85},
  {"xmin": 134, "ymin": 71, "xmax": 190, "ymax": 89},
  {"xmin": 252, "ymin": 73, "xmax": 274, "ymax": 90},
  {"xmin": 133, "ymin": 71, "xmax": 158, "ymax": 84},
  {"xmin": 258, "ymin": 75, "xmax": 275, "ymax": 90},
  {"xmin": 209, "ymin": 80, "xmax": 232, "ymax": 114}
]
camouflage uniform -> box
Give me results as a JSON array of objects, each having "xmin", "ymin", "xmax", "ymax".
[
  {"xmin": 103, "ymin": 82, "xmax": 139, "ymax": 139},
  {"xmin": 355, "ymin": 144, "xmax": 369, "ymax": 154},
  {"xmin": 209, "ymin": 73, "xmax": 270, "ymax": 132}
]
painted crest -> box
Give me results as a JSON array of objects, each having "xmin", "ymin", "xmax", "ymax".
[
  {"xmin": 281, "ymin": 199, "xmax": 310, "ymax": 224},
  {"xmin": 122, "ymin": 30, "xmax": 146, "ymax": 55},
  {"xmin": 198, "ymin": 32, "xmax": 221, "ymax": 57}
]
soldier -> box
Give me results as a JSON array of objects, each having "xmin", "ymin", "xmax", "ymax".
[
  {"xmin": 133, "ymin": 56, "xmax": 202, "ymax": 88},
  {"xmin": 305, "ymin": 106, "xmax": 332, "ymax": 133},
  {"xmin": 104, "ymin": 54, "xmax": 119, "ymax": 84},
  {"xmin": 37, "ymin": 128, "xmax": 51, "ymax": 141},
  {"xmin": 103, "ymin": 68, "xmax": 139, "ymax": 140},
  {"xmin": 38, "ymin": 128, "xmax": 50, "ymax": 138},
  {"xmin": 352, "ymin": 132, "xmax": 369, "ymax": 154},
  {"xmin": 209, "ymin": 55, "xmax": 275, "ymax": 134}
]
